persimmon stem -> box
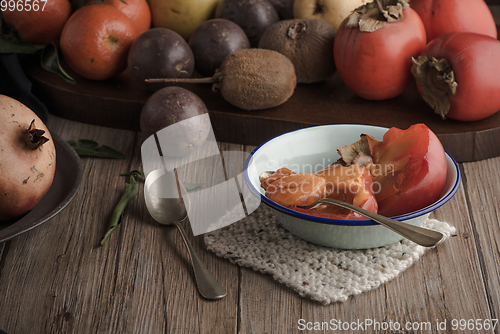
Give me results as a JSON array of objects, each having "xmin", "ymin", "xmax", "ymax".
[{"xmin": 145, "ymin": 77, "xmax": 216, "ymax": 84}]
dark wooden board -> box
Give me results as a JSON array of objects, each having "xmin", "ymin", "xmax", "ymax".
[{"xmin": 24, "ymin": 49, "xmax": 500, "ymax": 163}]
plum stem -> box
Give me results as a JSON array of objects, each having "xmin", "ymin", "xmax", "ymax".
[{"xmin": 145, "ymin": 77, "xmax": 217, "ymax": 84}]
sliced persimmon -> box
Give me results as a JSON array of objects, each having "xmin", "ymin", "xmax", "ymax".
[
  {"xmin": 262, "ymin": 168, "xmax": 326, "ymax": 207},
  {"xmin": 261, "ymin": 165, "xmax": 378, "ymax": 220},
  {"xmin": 306, "ymin": 164, "xmax": 378, "ymax": 219}
]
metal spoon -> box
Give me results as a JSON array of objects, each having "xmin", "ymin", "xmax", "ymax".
[
  {"xmin": 144, "ymin": 169, "xmax": 226, "ymax": 300},
  {"xmin": 259, "ymin": 171, "xmax": 444, "ymax": 247}
]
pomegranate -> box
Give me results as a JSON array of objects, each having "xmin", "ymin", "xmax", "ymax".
[{"xmin": 0, "ymin": 95, "xmax": 56, "ymax": 221}]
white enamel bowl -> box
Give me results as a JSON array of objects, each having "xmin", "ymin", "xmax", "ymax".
[{"xmin": 244, "ymin": 124, "xmax": 460, "ymax": 249}]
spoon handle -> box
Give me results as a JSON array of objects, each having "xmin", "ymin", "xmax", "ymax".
[
  {"xmin": 310, "ymin": 198, "xmax": 444, "ymax": 247},
  {"xmin": 175, "ymin": 223, "xmax": 226, "ymax": 300}
]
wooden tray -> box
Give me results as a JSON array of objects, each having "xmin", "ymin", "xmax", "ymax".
[{"xmin": 24, "ymin": 54, "xmax": 500, "ymax": 163}]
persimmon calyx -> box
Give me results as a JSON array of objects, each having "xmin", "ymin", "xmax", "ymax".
[
  {"xmin": 411, "ymin": 54, "xmax": 458, "ymax": 119},
  {"xmin": 346, "ymin": 0, "xmax": 408, "ymax": 32},
  {"xmin": 337, "ymin": 135, "xmax": 371, "ymax": 165},
  {"xmin": 26, "ymin": 119, "xmax": 49, "ymax": 150}
]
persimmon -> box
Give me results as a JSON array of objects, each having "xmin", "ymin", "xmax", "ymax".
[
  {"xmin": 333, "ymin": 0, "xmax": 426, "ymax": 100},
  {"xmin": 365, "ymin": 124, "xmax": 447, "ymax": 217},
  {"xmin": 60, "ymin": 4, "xmax": 136, "ymax": 80},
  {"xmin": 412, "ymin": 32, "xmax": 500, "ymax": 121},
  {"xmin": 102, "ymin": 0, "xmax": 152, "ymax": 35},
  {"xmin": 2, "ymin": 0, "xmax": 71, "ymax": 45},
  {"xmin": 410, "ymin": 0, "xmax": 497, "ymax": 42},
  {"xmin": 261, "ymin": 166, "xmax": 378, "ymax": 220}
]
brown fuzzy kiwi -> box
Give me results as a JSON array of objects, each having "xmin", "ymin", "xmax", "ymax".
[
  {"xmin": 213, "ymin": 48, "xmax": 296, "ymax": 110},
  {"xmin": 146, "ymin": 48, "xmax": 297, "ymax": 111},
  {"xmin": 258, "ymin": 19, "xmax": 336, "ymax": 83}
]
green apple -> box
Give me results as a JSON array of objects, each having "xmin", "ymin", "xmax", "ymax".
[
  {"xmin": 293, "ymin": 0, "xmax": 368, "ymax": 30},
  {"xmin": 147, "ymin": 0, "xmax": 222, "ymax": 40}
]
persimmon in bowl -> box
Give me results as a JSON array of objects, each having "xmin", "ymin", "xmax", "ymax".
[{"xmin": 244, "ymin": 124, "xmax": 460, "ymax": 249}]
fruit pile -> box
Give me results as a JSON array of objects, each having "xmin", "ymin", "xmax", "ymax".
[
  {"xmin": 334, "ymin": 0, "xmax": 500, "ymax": 121},
  {"xmin": 1, "ymin": 0, "xmax": 499, "ymax": 117}
]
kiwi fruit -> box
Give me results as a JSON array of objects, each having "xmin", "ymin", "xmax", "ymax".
[
  {"xmin": 258, "ymin": 19, "xmax": 337, "ymax": 83},
  {"xmin": 214, "ymin": 48, "xmax": 296, "ymax": 110},
  {"xmin": 147, "ymin": 48, "xmax": 297, "ymax": 111}
]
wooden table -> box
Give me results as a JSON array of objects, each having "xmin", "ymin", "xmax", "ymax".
[{"xmin": 0, "ymin": 115, "xmax": 499, "ymax": 334}]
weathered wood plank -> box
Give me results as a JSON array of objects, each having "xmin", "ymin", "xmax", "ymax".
[
  {"xmin": 239, "ymin": 267, "xmax": 304, "ymax": 334},
  {"xmin": 461, "ymin": 158, "xmax": 500, "ymax": 320},
  {"xmin": 166, "ymin": 141, "xmax": 239, "ymax": 334},
  {"xmin": 0, "ymin": 116, "xmax": 143, "ymax": 334},
  {"xmin": 0, "ymin": 116, "xmax": 239, "ymax": 334},
  {"xmin": 224, "ymin": 145, "xmax": 302, "ymax": 334},
  {"xmin": 295, "ymin": 184, "xmax": 493, "ymax": 334},
  {"xmin": 1, "ymin": 115, "xmax": 499, "ymax": 334}
]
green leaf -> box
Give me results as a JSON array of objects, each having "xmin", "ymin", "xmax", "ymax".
[
  {"xmin": 121, "ymin": 170, "xmax": 145, "ymax": 178},
  {"xmin": 41, "ymin": 43, "xmax": 76, "ymax": 84},
  {"xmin": 68, "ymin": 139, "xmax": 127, "ymax": 159},
  {"xmin": 183, "ymin": 182, "xmax": 204, "ymax": 192},
  {"xmin": 0, "ymin": 33, "xmax": 44, "ymax": 54},
  {"xmin": 0, "ymin": 18, "xmax": 44, "ymax": 54},
  {"xmin": 100, "ymin": 172, "xmax": 144, "ymax": 245}
]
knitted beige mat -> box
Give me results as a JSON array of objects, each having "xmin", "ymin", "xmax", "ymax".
[{"xmin": 204, "ymin": 205, "xmax": 456, "ymax": 305}]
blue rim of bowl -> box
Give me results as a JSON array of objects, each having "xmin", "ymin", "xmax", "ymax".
[{"xmin": 244, "ymin": 125, "xmax": 461, "ymax": 227}]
